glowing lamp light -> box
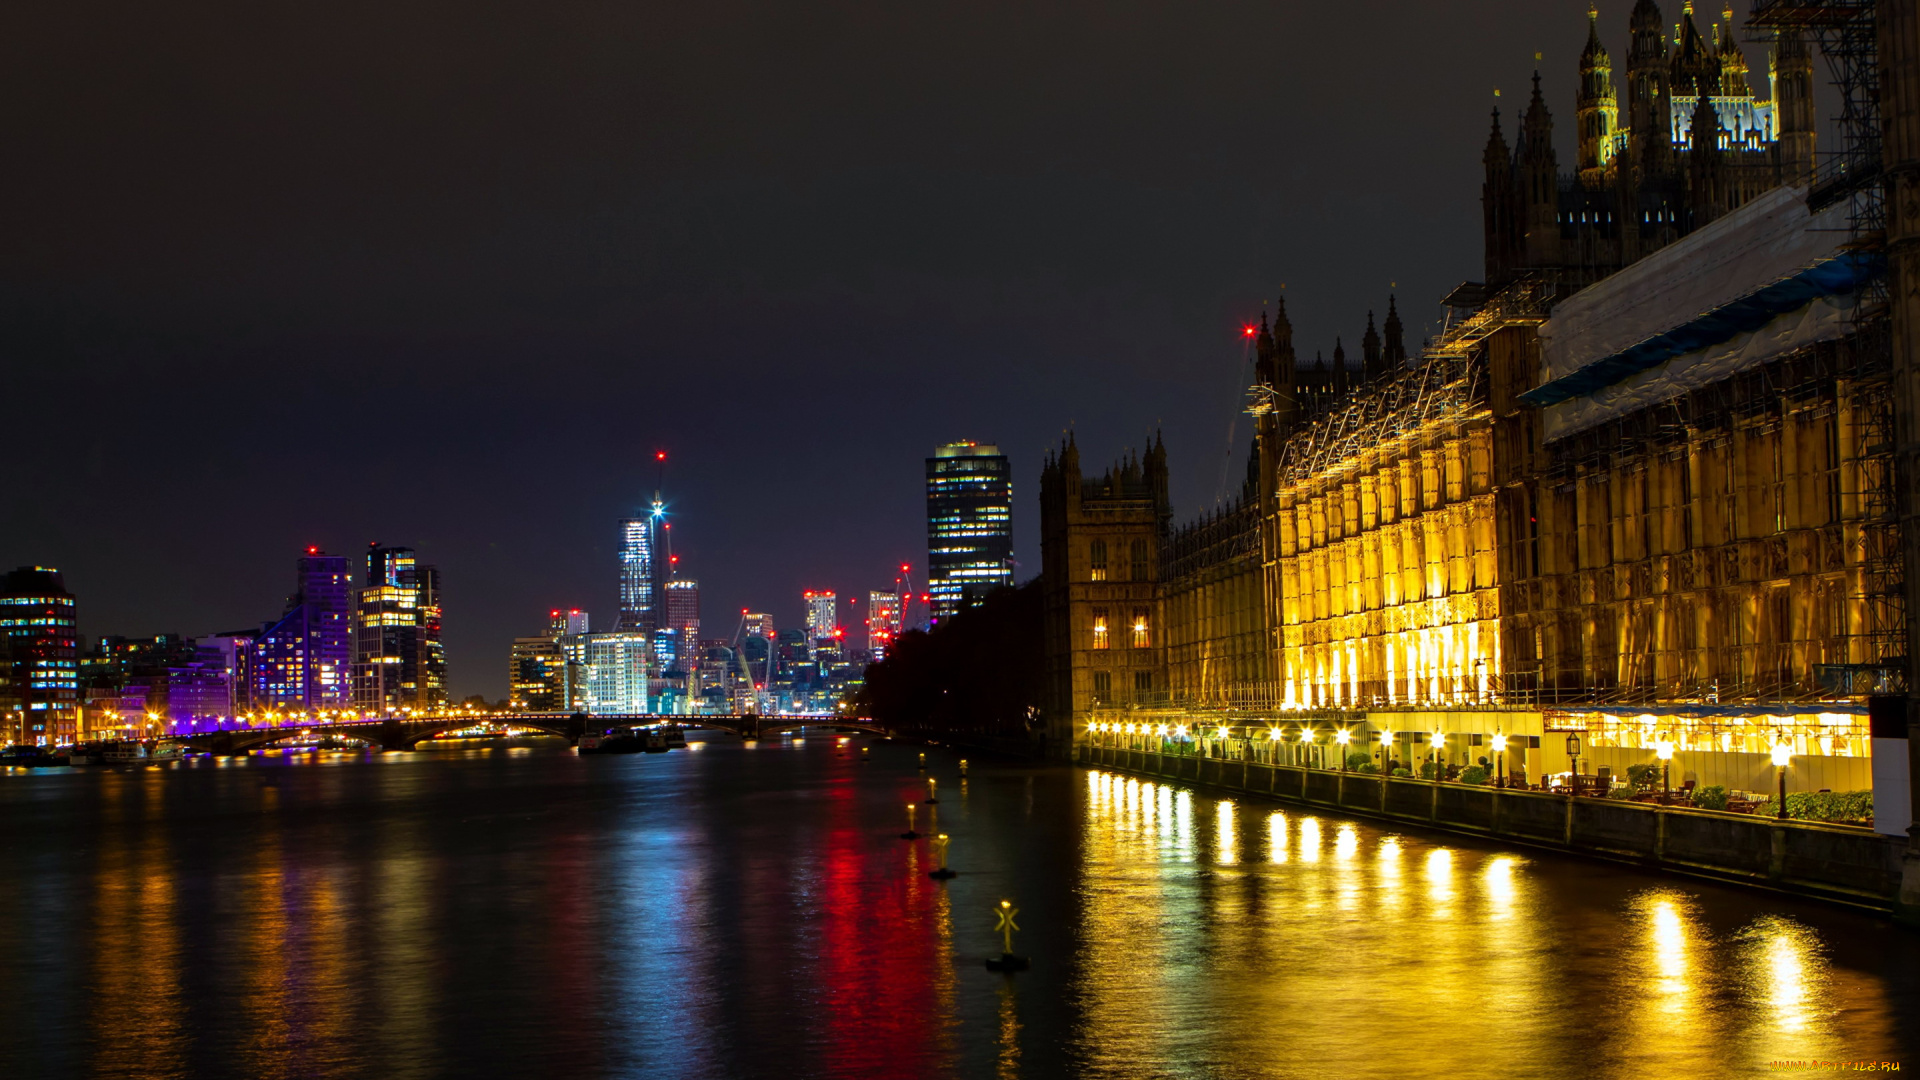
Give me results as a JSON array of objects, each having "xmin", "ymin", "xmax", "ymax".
[
  {"xmin": 1216, "ymin": 726, "xmax": 1231, "ymax": 739},
  {"xmin": 1770, "ymin": 743, "xmax": 1791, "ymax": 768},
  {"xmin": 1490, "ymin": 732, "xmax": 1508, "ymax": 754},
  {"xmin": 1429, "ymin": 731, "xmax": 1445, "ymax": 749},
  {"xmin": 1655, "ymin": 739, "xmax": 1674, "ymax": 762},
  {"xmin": 1334, "ymin": 728, "xmax": 1352, "ymax": 746}
]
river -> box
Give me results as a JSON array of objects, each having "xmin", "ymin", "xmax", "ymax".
[{"xmin": 0, "ymin": 735, "xmax": 1914, "ymax": 1078}]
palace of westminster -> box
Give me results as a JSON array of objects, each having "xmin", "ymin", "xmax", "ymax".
[{"xmin": 1040, "ymin": 1, "xmax": 1920, "ymax": 805}]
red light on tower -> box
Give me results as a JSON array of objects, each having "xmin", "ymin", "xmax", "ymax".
[
  {"xmin": 1242, "ymin": 324, "xmax": 1256, "ymax": 338},
  {"xmin": 306, "ymin": 546, "xmax": 319, "ymax": 555},
  {"xmin": 655, "ymin": 450, "xmax": 667, "ymax": 462},
  {"xmin": 669, "ymin": 555, "xmax": 678, "ymax": 565}
]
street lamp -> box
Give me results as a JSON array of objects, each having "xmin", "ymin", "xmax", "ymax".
[
  {"xmin": 1334, "ymin": 726, "xmax": 1352, "ymax": 770},
  {"xmin": 1490, "ymin": 731, "xmax": 1508, "ymax": 787},
  {"xmin": 1655, "ymin": 739, "xmax": 1674, "ymax": 805},
  {"xmin": 1565, "ymin": 732, "xmax": 1582, "ymax": 796},
  {"xmin": 1429, "ymin": 730, "xmax": 1445, "ymax": 780},
  {"xmin": 1771, "ymin": 743, "xmax": 1791, "ymax": 820},
  {"xmin": 1377, "ymin": 729, "xmax": 1392, "ymax": 772}
]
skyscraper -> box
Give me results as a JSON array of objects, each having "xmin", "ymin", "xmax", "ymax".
[
  {"xmin": 581, "ymin": 632, "xmax": 649, "ymax": 715},
  {"xmin": 925, "ymin": 441, "xmax": 1014, "ymax": 622},
  {"xmin": 617, "ymin": 498, "xmax": 664, "ymax": 636},
  {"xmin": 664, "ymin": 579, "xmax": 700, "ymax": 675},
  {"xmin": 804, "ymin": 590, "xmax": 837, "ymax": 646},
  {"xmin": 0, "ymin": 566, "xmax": 79, "ymax": 745},
  {"xmin": 252, "ymin": 548, "xmax": 353, "ymax": 712},
  {"xmin": 867, "ymin": 590, "xmax": 902, "ymax": 660},
  {"xmin": 509, "ymin": 634, "xmax": 565, "ymax": 711},
  {"xmin": 351, "ymin": 544, "xmax": 447, "ymax": 713}
]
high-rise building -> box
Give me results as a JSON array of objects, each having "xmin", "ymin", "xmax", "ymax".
[
  {"xmin": 804, "ymin": 591, "xmax": 837, "ymax": 652},
  {"xmin": 509, "ymin": 635, "xmax": 566, "ymax": 711},
  {"xmin": 252, "ymin": 548, "xmax": 352, "ymax": 712},
  {"xmin": 617, "ymin": 503, "xmax": 662, "ymax": 636},
  {"xmin": 1, "ymin": 566, "xmax": 79, "ymax": 745},
  {"xmin": 581, "ymin": 632, "xmax": 650, "ymax": 715},
  {"xmin": 742, "ymin": 612, "xmax": 775, "ymax": 641},
  {"xmin": 867, "ymin": 590, "xmax": 902, "ymax": 660},
  {"xmin": 925, "ymin": 441, "xmax": 1014, "ymax": 622},
  {"xmin": 351, "ymin": 544, "xmax": 446, "ymax": 714},
  {"xmin": 664, "ymin": 580, "xmax": 700, "ymax": 675},
  {"xmin": 549, "ymin": 609, "xmax": 589, "ymax": 637}
]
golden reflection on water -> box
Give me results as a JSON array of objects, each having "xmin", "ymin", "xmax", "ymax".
[
  {"xmin": 1074, "ymin": 769, "xmax": 1901, "ymax": 1077},
  {"xmin": 89, "ymin": 771, "xmax": 187, "ymax": 1079},
  {"xmin": 1743, "ymin": 915, "xmax": 1828, "ymax": 1039}
]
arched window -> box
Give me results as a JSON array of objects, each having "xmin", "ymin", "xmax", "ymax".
[
  {"xmin": 1090, "ymin": 540, "xmax": 1108, "ymax": 581},
  {"xmin": 1129, "ymin": 539, "xmax": 1149, "ymax": 581}
]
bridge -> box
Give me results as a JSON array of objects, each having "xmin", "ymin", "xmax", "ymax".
[{"xmin": 175, "ymin": 713, "xmax": 892, "ymax": 754}]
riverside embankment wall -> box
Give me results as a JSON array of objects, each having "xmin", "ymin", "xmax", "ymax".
[{"xmin": 1077, "ymin": 743, "xmax": 1905, "ymax": 912}]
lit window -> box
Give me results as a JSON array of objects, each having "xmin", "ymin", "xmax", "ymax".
[
  {"xmin": 1130, "ymin": 609, "xmax": 1150, "ymax": 649},
  {"xmin": 1090, "ymin": 540, "xmax": 1107, "ymax": 581},
  {"xmin": 1091, "ymin": 609, "xmax": 1109, "ymax": 649}
]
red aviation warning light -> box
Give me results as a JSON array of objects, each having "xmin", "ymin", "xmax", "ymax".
[
  {"xmin": 1242, "ymin": 324, "xmax": 1256, "ymax": 338},
  {"xmin": 655, "ymin": 450, "xmax": 667, "ymax": 462},
  {"xmin": 306, "ymin": 546, "xmax": 319, "ymax": 555}
]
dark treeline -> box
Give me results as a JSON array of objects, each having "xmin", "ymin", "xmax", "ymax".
[{"xmin": 852, "ymin": 580, "xmax": 1044, "ymax": 753}]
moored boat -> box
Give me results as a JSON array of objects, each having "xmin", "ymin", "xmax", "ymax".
[{"xmin": 578, "ymin": 727, "xmax": 645, "ymax": 755}]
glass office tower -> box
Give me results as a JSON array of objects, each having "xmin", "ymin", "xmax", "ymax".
[{"xmin": 925, "ymin": 442, "xmax": 1014, "ymax": 622}]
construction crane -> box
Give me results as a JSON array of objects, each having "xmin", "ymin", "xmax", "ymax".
[{"xmin": 731, "ymin": 610, "xmax": 775, "ymax": 715}]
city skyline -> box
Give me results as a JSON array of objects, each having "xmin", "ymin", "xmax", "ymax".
[{"xmin": 1, "ymin": 2, "xmax": 1617, "ymax": 701}]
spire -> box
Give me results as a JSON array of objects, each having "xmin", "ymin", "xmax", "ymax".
[
  {"xmin": 1484, "ymin": 107, "xmax": 1510, "ymax": 169},
  {"xmin": 1361, "ymin": 311, "xmax": 1382, "ymax": 382},
  {"xmin": 1383, "ymin": 295, "xmax": 1406, "ymax": 371},
  {"xmin": 1271, "ymin": 293, "xmax": 1293, "ymax": 356},
  {"xmin": 1582, "ymin": 5, "xmax": 1607, "ymax": 65},
  {"xmin": 1578, "ymin": 5, "xmax": 1620, "ymax": 182}
]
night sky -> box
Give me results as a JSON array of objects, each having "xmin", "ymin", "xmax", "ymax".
[{"xmin": 5, "ymin": 1, "xmax": 1677, "ymax": 698}]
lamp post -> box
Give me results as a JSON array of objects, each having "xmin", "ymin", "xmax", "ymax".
[
  {"xmin": 1565, "ymin": 732, "xmax": 1581, "ymax": 796},
  {"xmin": 1378, "ymin": 729, "xmax": 1392, "ymax": 772},
  {"xmin": 1655, "ymin": 739, "xmax": 1674, "ymax": 805},
  {"xmin": 1490, "ymin": 731, "xmax": 1507, "ymax": 788},
  {"xmin": 1335, "ymin": 727, "xmax": 1352, "ymax": 770},
  {"xmin": 1300, "ymin": 725, "xmax": 1315, "ymax": 769},
  {"xmin": 1429, "ymin": 731, "xmax": 1445, "ymax": 780},
  {"xmin": 1771, "ymin": 743, "xmax": 1791, "ymax": 820}
]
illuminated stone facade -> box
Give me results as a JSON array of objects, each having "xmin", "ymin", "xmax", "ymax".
[{"xmin": 1039, "ymin": 437, "xmax": 1168, "ymax": 743}]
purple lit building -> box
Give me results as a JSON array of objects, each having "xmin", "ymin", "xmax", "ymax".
[{"xmin": 251, "ymin": 548, "xmax": 352, "ymax": 712}]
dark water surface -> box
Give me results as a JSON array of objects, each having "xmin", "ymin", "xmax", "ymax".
[{"xmin": 1, "ymin": 736, "xmax": 1917, "ymax": 1079}]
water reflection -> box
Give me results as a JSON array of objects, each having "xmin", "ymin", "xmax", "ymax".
[{"xmin": 0, "ymin": 754, "xmax": 1913, "ymax": 1080}]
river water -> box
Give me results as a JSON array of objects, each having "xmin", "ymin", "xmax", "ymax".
[{"xmin": 0, "ymin": 735, "xmax": 1915, "ymax": 1079}]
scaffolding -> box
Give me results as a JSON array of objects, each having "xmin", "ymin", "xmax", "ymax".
[{"xmin": 1748, "ymin": 1, "xmax": 1902, "ymax": 686}]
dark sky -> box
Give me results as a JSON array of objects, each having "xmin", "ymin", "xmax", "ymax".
[{"xmin": 3, "ymin": 1, "xmax": 1698, "ymax": 698}]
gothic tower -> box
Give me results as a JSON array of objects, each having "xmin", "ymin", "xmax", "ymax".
[
  {"xmin": 1483, "ymin": 108, "xmax": 1518, "ymax": 288},
  {"xmin": 1521, "ymin": 73, "xmax": 1561, "ymax": 269},
  {"xmin": 1687, "ymin": 90, "xmax": 1728, "ymax": 225},
  {"xmin": 1577, "ymin": 5, "xmax": 1620, "ymax": 187},
  {"xmin": 1626, "ymin": 0, "xmax": 1672, "ymax": 183},
  {"xmin": 1361, "ymin": 311, "xmax": 1383, "ymax": 383},
  {"xmin": 1771, "ymin": 29, "xmax": 1816, "ymax": 187},
  {"xmin": 1382, "ymin": 295, "xmax": 1407, "ymax": 373}
]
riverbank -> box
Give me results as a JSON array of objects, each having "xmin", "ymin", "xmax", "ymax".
[{"xmin": 1078, "ymin": 742, "xmax": 1907, "ymax": 914}]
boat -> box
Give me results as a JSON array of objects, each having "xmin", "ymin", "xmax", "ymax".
[
  {"xmin": 150, "ymin": 740, "xmax": 185, "ymax": 761},
  {"xmin": 642, "ymin": 729, "xmax": 671, "ymax": 753},
  {"xmin": 68, "ymin": 743, "xmax": 106, "ymax": 766},
  {"xmin": 101, "ymin": 741, "xmax": 150, "ymax": 764},
  {"xmin": 578, "ymin": 727, "xmax": 645, "ymax": 755},
  {"xmin": 0, "ymin": 745, "xmax": 51, "ymax": 768}
]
